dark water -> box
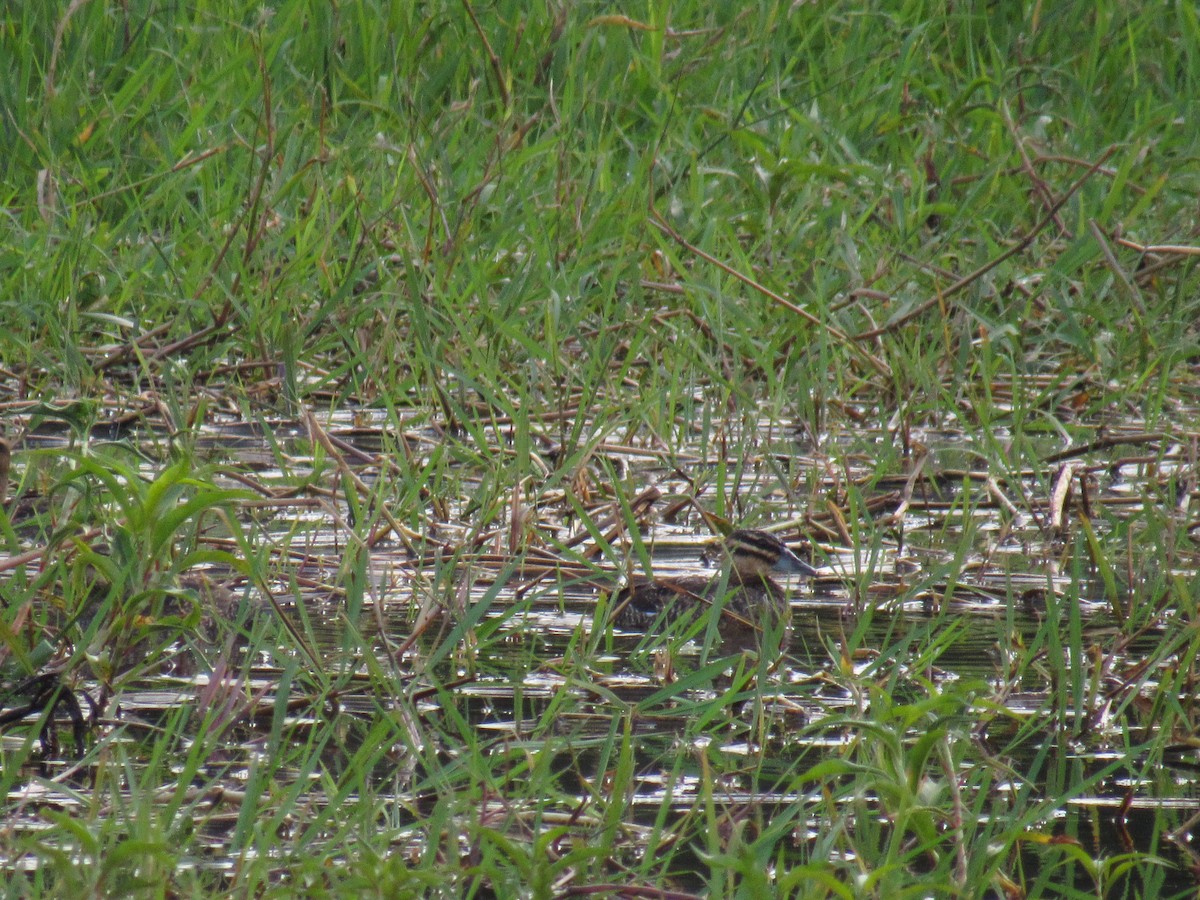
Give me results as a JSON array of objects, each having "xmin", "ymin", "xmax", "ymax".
[{"xmin": 4, "ymin": 412, "xmax": 1199, "ymax": 892}]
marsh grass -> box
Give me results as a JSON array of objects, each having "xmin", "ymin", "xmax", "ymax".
[{"xmin": 3, "ymin": 0, "xmax": 1200, "ymax": 895}]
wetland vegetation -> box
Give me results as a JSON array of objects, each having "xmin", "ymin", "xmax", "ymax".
[{"xmin": 4, "ymin": 1, "xmax": 1200, "ymax": 896}]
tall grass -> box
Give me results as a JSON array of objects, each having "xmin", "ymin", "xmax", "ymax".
[{"xmin": 2, "ymin": 0, "xmax": 1200, "ymax": 895}]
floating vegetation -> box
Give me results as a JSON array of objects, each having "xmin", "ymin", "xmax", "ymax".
[{"xmin": 3, "ymin": 1, "xmax": 1200, "ymax": 895}]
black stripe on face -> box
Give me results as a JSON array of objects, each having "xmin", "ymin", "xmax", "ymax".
[{"xmin": 726, "ymin": 529, "xmax": 784, "ymax": 564}]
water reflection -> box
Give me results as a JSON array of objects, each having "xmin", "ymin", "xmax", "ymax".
[{"xmin": 3, "ymin": 412, "xmax": 1198, "ymax": 890}]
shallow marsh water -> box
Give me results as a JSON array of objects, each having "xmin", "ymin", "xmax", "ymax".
[{"xmin": 4, "ymin": 406, "xmax": 1200, "ymax": 893}]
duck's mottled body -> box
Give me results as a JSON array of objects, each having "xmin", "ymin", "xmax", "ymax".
[{"xmin": 612, "ymin": 529, "xmax": 817, "ymax": 653}]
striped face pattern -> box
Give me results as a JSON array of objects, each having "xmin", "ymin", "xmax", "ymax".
[
  {"xmin": 723, "ymin": 530, "xmax": 818, "ymax": 579},
  {"xmin": 612, "ymin": 528, "xmax": 817, "ymax": 653}
]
